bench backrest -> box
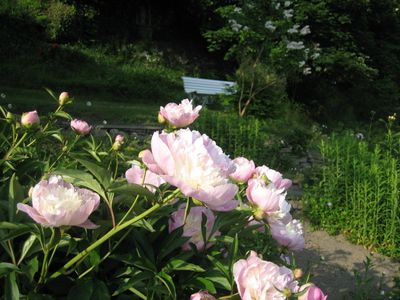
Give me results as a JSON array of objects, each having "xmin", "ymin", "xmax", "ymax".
[{"xmin": 182, "ymin": 76, "xmax": 236, "ymax": 96}]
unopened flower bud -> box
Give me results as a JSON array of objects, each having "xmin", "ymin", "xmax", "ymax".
[
  {"xmin": 294, "ymin": 268, "xmax": 303, "ymax": 279},
  {"xmin": 59, "ymin": 92, "xmax": 70, "ymax": 106},
  {"xmin": 158, "ymin": 113, "xmax": 166, "ymax": 124},
  {"xmin": 70, "ymin": 119, "xmax": 91, "ymax": 135},
  {"xmin": 21, "ymin": 111, "xmax": 40, "ymax": 128},
  {"xmin": 115, "ymin": 134, "xmax": 124, "ymax": 144},
  {"xmin": 6, "ymin": 112, "xmax": 14, "ymax": 123}
]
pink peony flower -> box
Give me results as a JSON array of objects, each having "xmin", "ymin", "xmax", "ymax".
[
  {"xmin": 159, "ymin": 99, "xmax": 202, "ymax": 128},
  {"xmin": 190, "ymin": 291, "xmax": 216, "ymax": 300},
  {"xmin": 298, "ymin": 284, "xmax": 328, "ymax": 300},
  {"xmin": 142, "ymin": 129, "xmax": 238, "ymax": 211},
  {"xmin": 246, "ymin": 179, "xmax": 291, "ymax": 221},
  {"xmin": 17, "ymin": 175, "xmax": 100, "ymax": 228},
  {"xmin": 59, "ymin": 92, "xmax": 70, "ymax": 105},
  {"xmin": 115, "ymin": 134, "xmax": 124, "ymax": 144},
  {"xmin": 230, "ymin": 157, "xmax": 256, "ymax": 183},
  {"xmin": 125, "ymin": 165, "xmax": 165, "ymax": 193},
  {"xmin": 233, "ymin": 251, "xmax": 299, "ymax": 300},
  {"xmin": 21, "ymin": 110, "xmax": 40, "ymax": 127},
  {"xmin": 169, "ymin": 204, "xmax": 220, "ymax": 251},
  {"xmin": 70, "ymin": 119, "xmax": 92, "ymax": 135},
  {"xmin": 269, "ymin": 219, "xmax": 305, "ymax": 251},
  {"xmin": 255, "ymin": 166, "xmax": 292, "ymax": 191}
]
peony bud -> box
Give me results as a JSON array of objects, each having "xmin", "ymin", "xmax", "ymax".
[
  {"xmin": 70, "ymin": 119, "xmax": 92, "ymax": 135},
  {"xmin": 21, "ymin": 111, "xmax": 40, "ymax": 128},
  {"xmin": 59, "ymin": 92, "xmax": 70, "ymax": 106},
  {"xmin": 157, "ymin": 113, "xmax": 166, "ymax": 124},
  {"xmin": 6, "ymin": 112, "xmax": 14, "ymax": 123},
  {"xmin": 112, "ymin": 134, "xmax": 125, "ymax": 151},
  {"xmin": 294, "ymin": 268, "xmax": 303, "ymax": 279},
  {"xmin": 230, "ymin": 157, "xmax": 255, "ymax": 183}
]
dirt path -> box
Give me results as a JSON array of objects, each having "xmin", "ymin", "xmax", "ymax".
[{"xmin": 288, "ymin": 189, "xmax": 400, "ymax": 299}]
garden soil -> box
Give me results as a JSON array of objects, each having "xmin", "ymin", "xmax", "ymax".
[{"xmin": 289, "ymin": 194, "xmax": 400, "ymax": 300}]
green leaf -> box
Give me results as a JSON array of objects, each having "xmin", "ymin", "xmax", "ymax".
[
  {"xmin": 163, "ymin": 258, "xmax": 205, "ymax": 273},
  {"xmin": 9, "ymin": 173, "xmax": 24, "ymax": 222},
  {"xmin": 0, "ymin": 223, "xmax": 34, "ymax": 242},
  {"xmin": 18, "ymin": 234, "xmax": 37, "ymax": 264},
  {"xmin": 51, "ymin": 133, "xmax": 64, "ymax": 143},
  {"xmin": 206, "ymin": 273, "xmax": 232, "ymax": 291},
  {"xmin": 53, "ymin": 111, "xmax": 72, "ymax": 120},
  {"xmin": 44, "ymin": 87, "xmax": 58, "ymax": 102},
  {"xmin": 108, "ymin": 181, "xmax": 155, "ymax": 201},
  {"xmin": 74, "ymin": 157, "xmax": 111, "ymax": 190},
  {"xmin": 91, "ymin": 279, "xmax": 111, "ymax": 300},
  {"xmin": 0, "ymin": 263, "xmax": 20, "ymax": 278},
  {"xmin": 133, "ymin": 219, "xmax": 155, "ymax": 232},
  {"xmin": 5, "ymin": 271, "xmax": 19, "ymax": 300},
  {"xmin": 207, "ymin": 255, "xmax": 230, "ymax": 279},
  {"xmin": 156, "ymin": 271, "xmax": 176, "ymax": 299},
  {"xmin": 53, "ymin": 169, "xmax": 106, "ymax": 200},
  {"xmin": 157, "ymin": 227, "xmax": 191, "ymax": 261},
  {"xmin": 22, "ymin": 257, "xmax": 38, "ymax": 282},
  {"xmin": 191, "ymin": 277, "xmax": 216, "ymax": 294},
  {"xmin": 67, "ymin": 278, "xmax": 93, "ymax": 300}
]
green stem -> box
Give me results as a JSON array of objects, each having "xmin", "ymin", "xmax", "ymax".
[
  {"xmin": 2, "ymin": 132, "xmax": 28, "ymax": 162},
  {"xmin": 78, "ymin": 227, "xmax": 133, "ymax": 279},
  {"xmin": 39, "ymin": 228, "xmax": 56, "ymax": 284},
  {"xmin": 50, "ymin": 202, "xmax": 162, "ymax": 280},
  {"xmin": 118, "ymin": 195, "xmax": 140, "ymax": 225},
  {"xmin": 7, "ymin": 240, "xmax": 16, "ymax": 265}
]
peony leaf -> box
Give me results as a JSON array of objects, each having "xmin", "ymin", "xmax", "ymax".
[
  {"xmin": 53, "ymin": 111, "xmax": 72, "ymax": 120},
  {"xmin": 5, "ymin": 271, "xmax": 19, "ymax": 300},
  {"xmin": 108, "ymin": 181, "xmax": 155, "ymax": 201},
  {"xmin": 0, "ymin": 263, "xmax": 20, "ymax": 278},
  {"xmin": 53, "ymin": 169, "xmax": 106, "ymax": 200},
  {"xmin": 163, "ymin": 258, "xmax": 205, "ymax": 273},
  {"xmin": 73, "ymin": 157, "xmax": 111, "ymax": 190}
]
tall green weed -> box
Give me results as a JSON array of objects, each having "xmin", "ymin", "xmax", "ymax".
[
  {"xmin": 303, "ymin": 122, "xmax": 400, "ymax": 259},
  {"xmin": 192, "ymin": 110, "xmax": 301, "ymax": 170}
]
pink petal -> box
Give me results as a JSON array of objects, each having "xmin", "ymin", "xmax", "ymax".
[
  {"xmin": 77, "ymin": 219, "xmax": 99, "ymax": 229},
  {"xmin": 17, "ymin": 203, "xmax": 49, "ymax": 225},
  {"xmin": 151, "ymin": 132, "xmax": 176, "ymax": 175}
]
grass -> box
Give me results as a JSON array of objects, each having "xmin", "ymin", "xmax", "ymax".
[
  {"xmin": 0, "ymin": 43, "xmax": 186, "ymax": 104},
  {"xmin": 0, "ymin": 86, "xmax": 160, "ymax": 125}
]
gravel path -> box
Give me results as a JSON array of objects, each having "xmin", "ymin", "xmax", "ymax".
[{"xmin": 288, "ymin": 187, "xmax": 400, "ymax": 299}]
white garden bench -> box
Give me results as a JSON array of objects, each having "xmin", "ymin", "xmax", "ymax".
[{"xmin": 181, "ymin": 76, "xmax": 236, "ymax": 105}]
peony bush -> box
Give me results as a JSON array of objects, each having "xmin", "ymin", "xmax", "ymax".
[{"xmin": 0, "ymin": 95, "xmax": 326, "ymax": 299}]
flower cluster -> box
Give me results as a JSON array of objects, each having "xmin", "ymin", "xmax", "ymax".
[{"xmin": 13, "ymin": 96, "xmax": 326, "ymax": 299}]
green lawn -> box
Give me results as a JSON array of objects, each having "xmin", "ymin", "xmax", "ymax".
[{"xmin": 0, "ymin": 86, "xmax": 160, "ymax": 125}]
